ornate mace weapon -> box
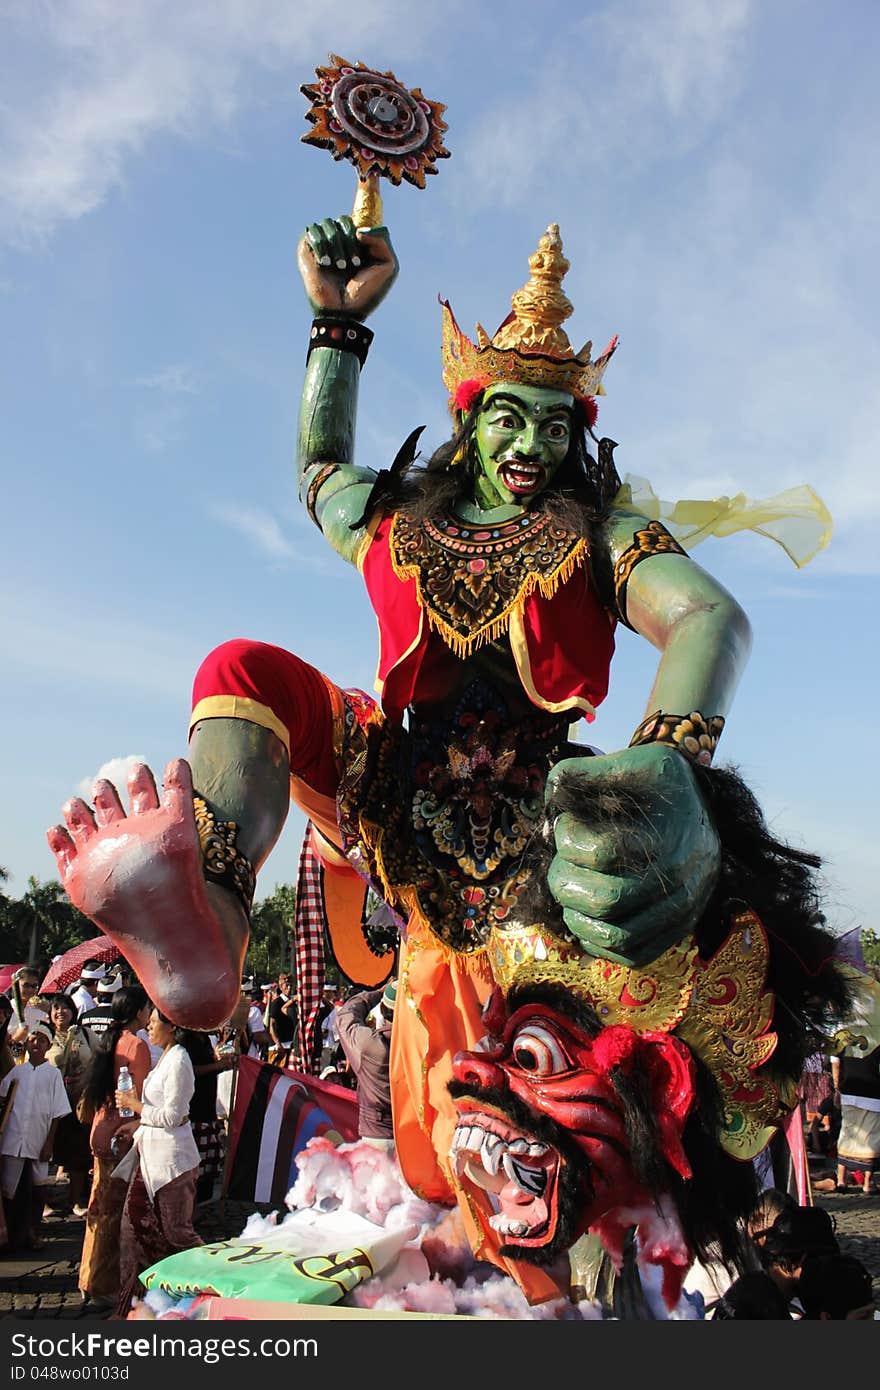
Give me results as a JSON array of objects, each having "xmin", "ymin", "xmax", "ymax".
[{"xmin": 301, "ymin": 54, "xmax": 450, "ymax": 228}]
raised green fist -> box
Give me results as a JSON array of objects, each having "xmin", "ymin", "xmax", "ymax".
[
  {"xmin": 545, "ymin": 741, "xmax": 721, "ymax": 967},
  {"xmin": 297, "ymin": 215, "xmax": 399, "ymax": 320}
]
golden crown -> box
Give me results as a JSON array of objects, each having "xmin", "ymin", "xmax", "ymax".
[
  {"xmin": 488, "ymin": 908, "xmax": 789, "ymax": 1161},
  {"xmin": 440, "ymin": 224, "xmax": 618, "ymax": 414}
]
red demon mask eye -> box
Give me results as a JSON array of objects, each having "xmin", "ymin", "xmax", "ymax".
[{"xmin": 510, "ymin": 1022, "xmax": 572, "ymax": 1077}]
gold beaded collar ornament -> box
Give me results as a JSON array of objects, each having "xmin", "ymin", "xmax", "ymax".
[
  {"xmin": 441, "ymin": 224, "xmax": 618, "ymax": 416},
  {"xmin": 488, "ymin": 907, "xmax": 788, "ymax": 1160},
  {"xmin": 301, "ymin": 55, "xmax": 450, "ymax": 229}
]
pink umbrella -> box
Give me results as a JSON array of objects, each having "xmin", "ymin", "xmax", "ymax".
[
  {"xmin": 0, "ymin": 963, "xmax": 27, "ymax": 993},
  {"xmin": 39, "ymin": 936, "xmax": 122, "ymax": 993}
]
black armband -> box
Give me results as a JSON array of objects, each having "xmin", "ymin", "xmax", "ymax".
[{"xmin": 307, "ymin": 316, "xmax": 374, "ymax": 369}]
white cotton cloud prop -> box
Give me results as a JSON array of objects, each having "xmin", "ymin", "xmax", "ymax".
[{"xmin": 77, "ymin": 753, "xmax": 149, "ymax": 802}]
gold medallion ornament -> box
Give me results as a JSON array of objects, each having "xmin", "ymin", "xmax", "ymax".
[
  {"xmin": 441, "ymin": 224, "xmax": 618, "ymax": 414},
  {"xmin": 301, "ymin": 55, "xmax": 450, "ymax": 229}
]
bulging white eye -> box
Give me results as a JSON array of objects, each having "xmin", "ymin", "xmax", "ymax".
[{"xmin": 511, "ymin": 1023, "xmax": 570, "ymax": 1076}]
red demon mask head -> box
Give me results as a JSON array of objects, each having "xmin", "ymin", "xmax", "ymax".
[{"xmin": 449, "ymin": 986, "xmax": 697, "ymax": 1306}]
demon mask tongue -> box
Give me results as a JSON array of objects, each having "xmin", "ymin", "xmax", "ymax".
[{"xmin": 453, "ymin": 1118, "xmax": 557, "ymax": 1241}]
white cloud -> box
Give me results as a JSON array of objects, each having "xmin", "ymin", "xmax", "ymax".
[
  {"xmin": 134, "ymin": 363, "xmax": 200, "ymax": 394},
  {"xmin": 0, "ymin": 0, "xmax": 450, "ymax": 243},
  {"xmin": 458, "ymin": 0, "xmax": 754, "ymax": 210},
  {"xmin": 209, "ymin": 502, "xmax": 296, "ymax": 560},
  {"xmin": 77, "ymin": 754, "xmax": 149, "ymax": 803},
  {"xmin": 600, "ymin": 0, "xmax": 753, "ymax": 125}
]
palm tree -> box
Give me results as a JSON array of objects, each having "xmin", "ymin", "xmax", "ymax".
[{"xmin": 0, "ymin": 877, "xmax": 95, "ymax": 969}]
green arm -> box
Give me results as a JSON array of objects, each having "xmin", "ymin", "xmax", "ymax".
[
  {"xmin": 295, "ymin": 216, "xmax": 399, "ymax": 566},
  {"xmin": 545, "ymin": 505, "xmax": 752, "ymax": 967},
  {"xmin": 602, "ymin": 503, "xmax": 752, "ymax": 719},
  {"xmin": 296, "ymin": 345, "xmax": 376, "ymax": 565}
]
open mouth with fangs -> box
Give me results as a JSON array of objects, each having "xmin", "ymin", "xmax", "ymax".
[
  {"xmin": 497, "ymin": 461, "xmax": 546, "ymax": 496},
  {"xmin": 450, "ymin": 1106, "xmax": 561, "ymax": 1248}
]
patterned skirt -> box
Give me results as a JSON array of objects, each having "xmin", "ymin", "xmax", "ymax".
[
  {"xmin": 837, "ymin": 1103, "xmax": 880, "ymax": 1174},
  {"xmin": 78, "ymin": 1157, "xmax": 129, "ymax": 1299},
  {"xmin": 116, "ymin": 1166, "xmax": 202, "ymax": 1316}
]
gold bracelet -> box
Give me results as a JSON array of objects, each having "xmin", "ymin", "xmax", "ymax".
[
  {"xmin": 305, "ymin": 461, "xmax": 341, "ymax": 526},
  {"xmin": 613, "ymin": 521, "xmax": 686, "ymax": 629},
  {"xmin": 629, "ymin": 709, "xmax": 725, "ymax": 767},
  {"xmin": 192, "ymin": 795, "xmax": 256, "ymax": 913}
]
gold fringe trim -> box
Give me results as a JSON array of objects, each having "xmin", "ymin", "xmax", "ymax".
[{"xmin": 389, "ymin": 516, "xmax": 588, "ymax": 659}]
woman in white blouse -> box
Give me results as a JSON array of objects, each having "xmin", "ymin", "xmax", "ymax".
[{"xmin": 112, "ymin": 1008, "xmax": 203, "ymax": 1314}]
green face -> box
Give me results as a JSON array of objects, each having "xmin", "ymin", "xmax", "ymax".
[{"xmin": 472, "ymin": 384, "xmax": 574, "ymax": 509}]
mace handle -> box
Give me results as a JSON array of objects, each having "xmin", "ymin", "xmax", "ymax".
[{"xmin": 352, "ymin": 174, "xmax": 384, "ymax": 229}]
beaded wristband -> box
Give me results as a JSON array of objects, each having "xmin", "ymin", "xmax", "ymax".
[
  {"xmin": 193, "ymin": 795, "xmax": 256, "ymax": 915},
  {"xmin": 307, "ymin": 316, "xmax": 374, "ymax": 369},
  {"xmin": 629, "ymin": 709, "xmax": 725, "ymax": 767}
]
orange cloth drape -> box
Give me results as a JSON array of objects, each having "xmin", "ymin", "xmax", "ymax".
[{"xmin": 389, "ymin": 917, "xmax": 567, "ymax": 1304}]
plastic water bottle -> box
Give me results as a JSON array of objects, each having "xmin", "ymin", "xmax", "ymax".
[{"xmin": 117, "ymin": 1065, "xmax": 134, "ymax": 1117}]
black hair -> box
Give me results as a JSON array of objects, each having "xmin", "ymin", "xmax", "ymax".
[
  {"xmin": 798, "ymin": 1253, "xmax": 874, "ymax": 1319},
  {"xmin": 746, "ymin": 1187, "xmax": 797, "ymax": 1240},
  {"xmin": 49, "ymin": 993, "xmax": 78, "ymax": 1027},
  {"xmin": 709, "ymin": 1271, "xmax": 793, "ymax": 1320},
  {"xmin": 81, "ymin": 985, "xmax": 149, "ymax": 1111},
  {"xmin": 759, "ymin": 1205, "xmax": 839, "ymax": 1275},
  {"xmin": 154, "ymin": 1009, "xmax": 188, "ymax": 1047}
]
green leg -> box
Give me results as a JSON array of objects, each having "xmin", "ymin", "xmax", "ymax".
[{"xmin": 188, "ymin": 717, "xmax": 291, "ymax": 871}]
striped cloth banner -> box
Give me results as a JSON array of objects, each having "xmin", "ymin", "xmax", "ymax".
[
  {"xmin": 224, "ymin": 1055, "xmax": 358, "ymax": 1207},
  {"xmin": 293, "ymin": 823, "xmax": 325, "ymax": 1073}
]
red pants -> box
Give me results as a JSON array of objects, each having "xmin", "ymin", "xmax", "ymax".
[
  {"xmin": 191, "ymin": 638, "xmax": 343, "ymax": 796},
  {"xmin": 188, "ymin": 640, "xmax": 503, "ymax": 1242}
]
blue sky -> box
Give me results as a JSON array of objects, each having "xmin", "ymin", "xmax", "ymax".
[{"xmin": 1, "ymin": 0, "xmax": 877, "ymax": 940}]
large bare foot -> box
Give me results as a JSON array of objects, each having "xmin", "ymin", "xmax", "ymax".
[{"xmin": 47, "ymin": 760, "xmax": 248, "ymax": 1030}]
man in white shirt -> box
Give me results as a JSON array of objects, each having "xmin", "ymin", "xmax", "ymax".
[
  {"xmin": 69, "ymin": 962, "xmax": 106, "ymax": 1018},
  {"xmin": 242, "ymin": 983, "xmax": 269, "ymax": 1060},
  {"xmin": 0, "ymin": 1020, "xmax": 71, "ymax": 1249}
]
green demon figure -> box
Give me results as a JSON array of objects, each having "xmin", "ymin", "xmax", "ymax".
[{"xmin": 48, "ymin": 212, "xmax": 831, "ymax": 1266}]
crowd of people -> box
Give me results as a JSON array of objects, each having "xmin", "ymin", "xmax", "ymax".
[
  {"xmin": 0, "ymin": 957, "xmax": 324, "ymax": 1314},
  {"xmin": 0, "ymin": 957, "xmax": 876, "ymax": 1320}
]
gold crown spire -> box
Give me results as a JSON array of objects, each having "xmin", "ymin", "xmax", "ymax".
[
  {"xmin": 488, "ymin": 224, "xmax": 576, "ymax": 357},
  {"xmin": 441, "ymin": 224, "xmax": 618, "ymax": 414}
]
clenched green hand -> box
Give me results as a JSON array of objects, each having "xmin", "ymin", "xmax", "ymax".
[
  {"xmin": 297, "ymin": 215, "xmax": 399, "ymax": 320},
  {"xmin": 545, "ymin": 742, "xmax": 720, "ymax": 966}
]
